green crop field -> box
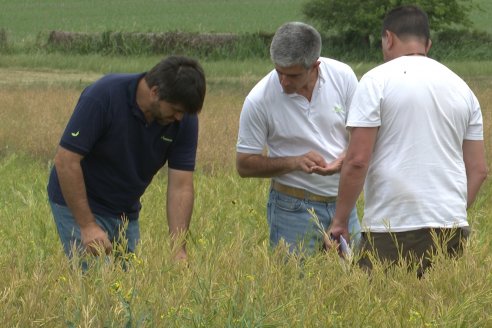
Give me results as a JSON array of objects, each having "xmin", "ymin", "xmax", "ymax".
[
  {"xmin": 1, "ymin": 0, "xmax": 491, "ymax": 326},
  {"xmin": 1, "ymin": 0, "xmax": 490, "ymax": 41},
  {"xmin": 0, "ymin": 0, "xmax": 303, "ymax": 42}
]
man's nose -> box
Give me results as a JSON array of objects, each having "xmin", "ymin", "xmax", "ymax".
[{"xmin": 279, "ymin": 74, "xmax": 290, "ymax": 87}]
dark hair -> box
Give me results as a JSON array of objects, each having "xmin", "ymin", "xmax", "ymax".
[
  {"xmin": 382, "ymin": 5, "xmax": 430, "ymax": 45},
  {"xmin": 145, "ymin": 56, "xmax": 206, "ymax": 114}
]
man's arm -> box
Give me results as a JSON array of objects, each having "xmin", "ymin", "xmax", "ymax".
[
  {"xmin": 463, "ymin": 140, "xmax": 488, "ymax": 208},
  {"xmin": 328, "ymin": 127, "xmax": 378, "ymax": 241},
  {"xmin": 166, "ymin": 168, "xmax": 194, "ymax": 261},
  {"xmin": 54, "ymin": 146, "xmax": 112, "ymax": 255},
  {"xmin": 236, "ymin": 151, "xmax": 343, "ymax": 178}
]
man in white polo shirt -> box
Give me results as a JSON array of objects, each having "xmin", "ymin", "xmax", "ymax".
[
  {"xmin": 236, "ymin": 22, "xmax": 361, "ymax": 254},
  {"xmin": 328, "ymin": 5, "xmax": 488, "ymax": 276}
]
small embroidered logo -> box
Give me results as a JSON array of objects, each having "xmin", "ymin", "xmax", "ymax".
[
  {"xmin": 333, "ymin": 105, "xmax": 344, "ymax": 113},
  {"xmin": 71, "ymin": 131, "xmax": 80, "ymax": 137},
  {"xmin": 161, "ymin": 136, "xmax": 173, "ymax": 142}
]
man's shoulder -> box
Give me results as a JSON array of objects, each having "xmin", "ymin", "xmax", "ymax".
[
  {"xmin": 319, "ymin": 57, "xmax": 355, "ymax": 74},
  {"xmin": 246, "ymin": 70, "xmax": 278, "ymax": 103},
  {"xmin": 81, "ymin": 73, "xmax": 144, "ymax": 106},
  {"xmin": 91, "ymin": 73, "xmax": 143, "ymax": 90}
]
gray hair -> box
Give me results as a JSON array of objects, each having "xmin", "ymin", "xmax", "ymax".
[{"xmin": 270, "ymin": 22, "xmax": 322, "ymax": 68}]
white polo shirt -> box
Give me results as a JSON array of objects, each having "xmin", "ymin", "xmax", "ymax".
[{"xmin": 237, "ymin": 57, "xmax": 358, "ymax": 196}]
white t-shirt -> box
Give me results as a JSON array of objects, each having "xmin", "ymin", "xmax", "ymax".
[
  {"xmin": 347, "ymin": 56, "xmax": 483, "ymax": 232},
  {"xmin": 237, "ymin": 57, "xmax": 358, "ymax": 196}
]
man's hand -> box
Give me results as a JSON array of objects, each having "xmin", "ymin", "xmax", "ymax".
[
  {"xmin": 173, "ymin": 246, "xmax": 188, "ymax": 264},
  {"xmin": 324, "ymin": 219, "xmax": 350, "ymax": 255},
  {"xmin": 80, "ymin": 221, "xmax": 112, "ymax": 255},
  {"xmin": 311, "ymin": 154, "xmax": 345, "ymax": 176},
  {"xmin": 296, "ymin": 151, "xmax": 329, "ymax": 174}
]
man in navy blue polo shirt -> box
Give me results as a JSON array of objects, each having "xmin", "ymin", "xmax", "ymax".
[{"xmin": 47, "ymin": 56, "xmax": 206, "ymax": 263}]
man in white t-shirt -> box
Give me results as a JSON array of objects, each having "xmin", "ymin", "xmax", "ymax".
[
  {"xmin": 328, "ymin": 5, "xmax": 488, "ymax": 275},
  {"xmin": 236, "ymin": 22, "xmax": 361, "ymax": 254}
]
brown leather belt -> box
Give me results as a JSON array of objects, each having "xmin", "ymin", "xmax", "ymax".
[{"xmin": 271, "ymin": 181, "xmax": 337, "ymax": 203}]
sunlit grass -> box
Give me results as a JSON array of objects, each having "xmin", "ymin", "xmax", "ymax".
[
  {"xmin": 0, "ymin": 60, "xmax": 491, "ymax": 326},
  {"xmin": 1, "ymin": 152, "xmax": 491, "ymax": 326}
]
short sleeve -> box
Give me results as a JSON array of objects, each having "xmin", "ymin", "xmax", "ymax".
[
  {"xmin": 59, "ymin": 92, "xmax": 109, "ymax": 156},
  {"xmin": 346, "ymin": 75, "xmax": 383, "ymax": 128},
  {"xmin": 167, "ymin": 114, "xmax": 198, "ymax": 171},
  {"xmin": 236, "ymin": 97, "xmax": 268, "ymax": 154},
  {"xmin": 465, "ymin": 91, "xmax": 484, "ymax": 140}
]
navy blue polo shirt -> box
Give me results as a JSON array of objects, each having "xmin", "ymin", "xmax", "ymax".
[{"xmin": 47, "ymin": 73, "xmax": 198, "ymax": 220}]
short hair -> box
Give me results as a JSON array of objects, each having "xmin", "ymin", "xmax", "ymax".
[
  {"xmin": 270, "ymin": 22, "xmax": 321, "ymax": 69},
  {"xmin": 145, "ymin": 56, "xmax": 206, "ymax": 114},
  {"xmin": 382, "ymin": 5, "xmax": 430, "ymax": 45}
]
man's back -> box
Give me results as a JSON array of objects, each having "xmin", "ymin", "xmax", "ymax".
[{"xmin": 348, "ymin": 56, "xmax": 483, "ymax": 231}]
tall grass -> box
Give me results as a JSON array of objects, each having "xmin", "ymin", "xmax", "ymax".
[
  {"xmin": 1, "ymin": 153, "xmax": 491, "ymax": 326},
  {"xmin": 0, "ymin": 60, "xmax": 491, "ymax": 326}
]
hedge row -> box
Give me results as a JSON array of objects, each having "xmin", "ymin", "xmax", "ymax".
[{"xmin": 0, "ymin": 28, "xmax": 491, "ymax": 61}]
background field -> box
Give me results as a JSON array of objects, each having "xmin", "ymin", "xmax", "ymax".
[
  {"xmin": 1, "ymin": 1, "xmax": 491, "ymax": 327},
  {"xmin": 0, "ymin": 0, "xmax": 303, "ymax": 42},
  {"xmin": 1, "ymin": 0, "xmax": 491, "ymax": 41}
]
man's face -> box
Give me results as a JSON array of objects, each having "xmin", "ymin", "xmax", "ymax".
[
  {"xmin": 274, "ymin": 64, "xmax": 314, "ymax": 94},
  {"xmin": 147, "ymin": 86, "xmax": 186, "ymax": 125},
  {"xmin": 149, "ymin": 99, "xmax": 186, "ymax": 126}
]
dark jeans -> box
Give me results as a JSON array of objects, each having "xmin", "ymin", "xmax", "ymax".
[{"xmin": 358, "ymin": 227, "xmax": 470, "ymax": 277}]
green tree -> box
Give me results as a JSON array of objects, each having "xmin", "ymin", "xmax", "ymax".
[{"xmin": 303, "ymin": 0, "xmax": 479, "ymax": 46}]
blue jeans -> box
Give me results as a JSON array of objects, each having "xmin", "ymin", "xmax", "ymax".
[
  {"xmin": 49, "ymin": 201, "xmax": 140, "ymax": 258},
  {"xmin": 267, "ymin": 189, "xmax": 361, "ymax": 254}
]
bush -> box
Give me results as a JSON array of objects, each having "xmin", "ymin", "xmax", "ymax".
[
  {"xmin": 430, "ymin": 28, "xmax": 492, "ymax": 61},
  {"xmin": 0, "ymin": 28, "xmax": 8, "ymax": 50}
]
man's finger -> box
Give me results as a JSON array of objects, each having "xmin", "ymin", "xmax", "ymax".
[{"xmin": 85, "ymin": 239, "xmax": 112, "ymax": 256}]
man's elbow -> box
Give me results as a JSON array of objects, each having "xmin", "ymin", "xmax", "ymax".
[
  {"xmin": 345, "ymin": 155, "xmax": 371, "ymax": 171},
  {"xmin": 236, "ymin": 162, "xmax": 250, "ymax": 178},
  {"xmin": 236, "ymin": 153, "xmax": 253, "ymax": 178},
  {"xmin": 477, "ymin": 166, "xmax": 489, "ymax": 183}
]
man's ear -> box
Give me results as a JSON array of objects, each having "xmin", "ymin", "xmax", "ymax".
[
  {"xmin": 149, "ymin": 85, "xmax": 159, "ymax": 99},
  {"xmin": 384, "ymin": 30, "xmax": 394, "ymax": 49},
  {"xmin": 425, "ymin": 39, "xmax": 432, "ymax": 54}
]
